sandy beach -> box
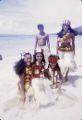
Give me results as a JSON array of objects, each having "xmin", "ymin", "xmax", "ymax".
[{"xmin": 0, "ymin": 35, "xmax": 82, "ymax": 120}]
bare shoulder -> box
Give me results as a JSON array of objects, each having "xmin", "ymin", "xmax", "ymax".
[
  {"xmin": 36, "ymin": 33, "xmax": 49, "ymax": 38},
  {"xmin": 45, "ymin": 33, "xmax": 49, "ymax": 39},
  {"xmin": 35, "ymin": 34, "xmax": 39, "ymax": 40},
  {"xmin": 36, "ymin": 33, "xmax": 39, "ymax": 37},
  {"xmin": 36, "ymin": 33, "xmax": 40, "ymax": 38}
]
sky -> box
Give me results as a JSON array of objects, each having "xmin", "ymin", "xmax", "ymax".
[{"xmin": 0, "ymin": 0, "xmax": 82, "ymax": 34}]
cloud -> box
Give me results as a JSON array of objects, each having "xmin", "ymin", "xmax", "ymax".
[{"xmin": 0, "ymin": 0, "xmax": 82, "ymax": 34}]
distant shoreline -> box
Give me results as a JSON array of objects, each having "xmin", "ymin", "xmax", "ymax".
[
  {"xmin": 0, "ymin": 34, "xmax": 35, "ymax": 37},
  {"xmin": 0, "ymin": 27, "xmax": 82, "ymax": 37},
  {"xmin": 0, "ymin": 33, "xmax": 57, "ymax": 37}
]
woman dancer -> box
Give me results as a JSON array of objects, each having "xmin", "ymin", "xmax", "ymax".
[
  {"xmin": 14, "ymin": 52, "xmax": 33, "ymax": 102},
  {"xmin": 32, "ymin": 52, "xmax": 54, "ymax": 106},
  {"xmin": 56, "ymin": 20, "xmax": 77, "ymax": 81}
]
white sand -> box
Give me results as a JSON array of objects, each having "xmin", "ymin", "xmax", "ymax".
[{"xmin": 0, "ymin": 42, "xmax": 82, "ymax": 120}]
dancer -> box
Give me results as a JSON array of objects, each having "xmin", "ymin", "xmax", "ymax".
[
  {"xmin": 34, "ymin": 24, "xmax": 51, "ymax": 67},
  {"xmin": 32, "ymin": 52, "xmax": 54, "ymax": 106},
  {"xmin": 45, "ymin": 55, "xmax": 63, "ymax": 90},
  {"xmin": 56, "ymin": 20, "xmax": 77, "ymax": 81},
  {"xmin": 14, "ymin": 52, "xmax": 33, "ymax": 102}
]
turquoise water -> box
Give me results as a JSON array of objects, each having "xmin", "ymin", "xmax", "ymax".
[{"xmin": 0, "ymin": 35, "xmax": 82, "ymax": 58}]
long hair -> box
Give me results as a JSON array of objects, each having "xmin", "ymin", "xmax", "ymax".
[
  {"xmin": 57, "ymin": 26, "xmax": 77, "ymax": 38},
  {"xmin": 14, "ymin": 52, "xmax": 32, "ymax": 76},
  {"xmin": 48, "ymin": 55, "xmax": 60, "ymax": 71},
  {"xmin": 33, "ymin": 52, "xmax": 45, "ymax": 64},
  {"xmin": 14, "ymin": 59, "xmax": 26, "ymax": 76}
]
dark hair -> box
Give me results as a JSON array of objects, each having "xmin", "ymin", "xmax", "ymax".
[
  {"xmin": 14, "ymin": 59, "xmax": 26, "ymax": 76},
  {"xmin": 48, "ymin": 54, "xmax": 59, "ymax": 59},
  {"xmin": 14, "ymin": 52, "xmax": 32, "ymax": 76},
  {"xmin": 48, "ymin": 54, "xmax": 59, "ymax": 68},
  {"xmin": 37, "ymin": 24, "xmax": 44, "ymax": 29},
  {"xmin": 33, "ymin": 52, "xmax": 45, "ymax": 64},
  {"xmin": 57, "ymin": 26, "xmax": 77, "ymax": 37},
  {"xmin": 24, "ymin": 52, "xmax": 32, "ymax": 58},
  {"xmin": 48, "ymin": 63, "xmax": 60, "ymax": 71}
]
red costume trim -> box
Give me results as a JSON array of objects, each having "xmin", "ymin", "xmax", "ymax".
[
  {"xmin": 48, "ymin": 57, "xmax": 59, "ymax": 63},
  {"xmin": 32, "ymin": 64, "xmax": 45, "ymax": 78}
]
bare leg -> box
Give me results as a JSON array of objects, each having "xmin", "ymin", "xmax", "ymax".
[
  {"xmin": 65, "ymin": 68, "xmax": 69, "ymax": 81},
  {"xmin": 18, "ymin": 82, "xmax": 26, "ymax": 103}
]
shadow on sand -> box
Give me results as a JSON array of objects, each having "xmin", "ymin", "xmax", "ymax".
[{"xmin": 64, "ymin": 75, "xmax": 82, "ymax": 87}]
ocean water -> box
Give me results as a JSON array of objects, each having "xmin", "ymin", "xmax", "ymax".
[{"xmin": 0, "ymin": 35, "xmax": 82, "ymax": 59}]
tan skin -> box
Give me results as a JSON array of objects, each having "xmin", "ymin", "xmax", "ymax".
[
  {"xmin": 56, "ymin": 25, "xmax": 75, "ymax": 55},
  {"xmin": 18, "ymin": 54, "xmax": 32, "ymax": 102},
  {"xmin": 35, "ymin": 53, "xmax": 43, "ymax": 64},
  {"xmin": 34, "ymin": 27, "xmax": 50, "ymax": 53},
  {"xmin": 56, "ymin": 25, "xmax": 75, "ymax": 81},
  {"xmin": 49, "ymin": 63, "xmax": 63, "ymax": 89},
  {"xmin": 33, "ymin": 52, "xmax": 45, "ymax": 78}
]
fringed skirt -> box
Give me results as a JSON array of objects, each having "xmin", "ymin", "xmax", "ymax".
[
  {"xmin": 31, "ymin": 78, "xmax": 54, "ymax": 106},
  {"xmin": 58, "ymin": 51, "xmax": 77, "ymax": 76}
]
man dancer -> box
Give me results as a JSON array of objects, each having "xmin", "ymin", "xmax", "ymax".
[{"xmin": 34, "ymin": 24, "xmax": 51, "ymax": 67}]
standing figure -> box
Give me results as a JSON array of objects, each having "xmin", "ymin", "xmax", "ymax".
[
  {"xmin": 14, "ymin": 52, "xmax": 33, "ymax": 102},
  {"xmin": 34, "ymin": 24, "xmax": 51, "ymax": 67},
  {"xmin": 45, "ymin": 55, "xmax": 63, "ymax": 90},
  {"xmin": 32, "ymin": 52, "xmax": 54, "ymax": 106},
  {"xmin": 56, "ymin": 20, "xmax": 77, "ymax": 81}
]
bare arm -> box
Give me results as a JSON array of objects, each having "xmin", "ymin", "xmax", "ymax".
[
  {"xmin": 34, "ymin": 35, "xmax": 38, "ymax": 53},
  {"xmin": 56, "ymin": 37, "xmax": 60, "ymax": 55},
  {"xmin": 72, "ymin": 35, "xmax": 75, "ymax": 55},
  {"xmin": 19, "ymin": 74, "xmax": 25, "ymax": 91},
  {"xmin": 19, "ymin": 73, "xmax": 27, "ymax": 102},
  {"xmin": 58, "ymin": 70, "xmax": 63, "ymax": 80},
  {"xmin": 46, "ymin": 35, "xmax": 50, "ymax": 52}
]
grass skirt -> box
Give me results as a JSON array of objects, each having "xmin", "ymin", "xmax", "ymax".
[
  {"xmin": 58, "ymin": 51, "xmax": 77, "ymax": 76},
  {"xmin": 31, "ymin": 78, "xmax": 54, "ymax": 106}
]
